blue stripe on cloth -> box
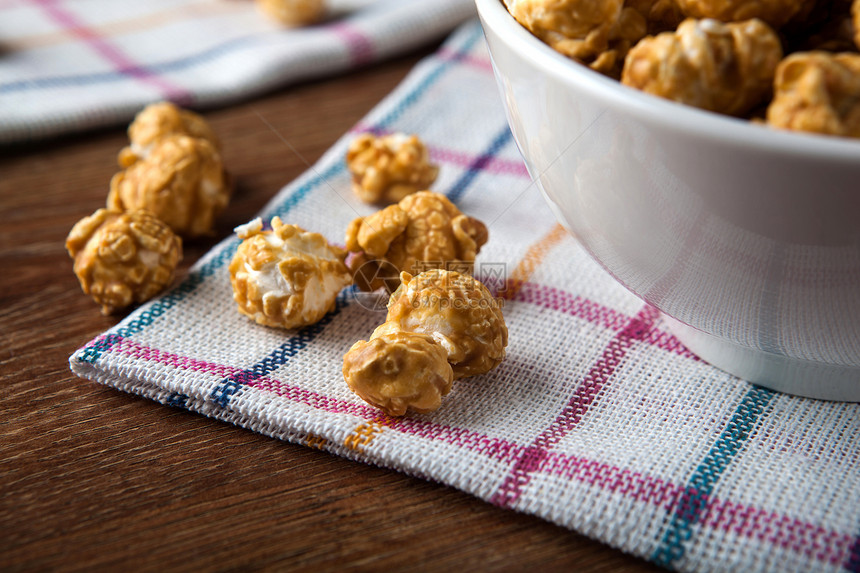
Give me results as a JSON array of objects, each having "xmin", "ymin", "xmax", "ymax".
[
  {"xmin": 446, "ymin": 125, "xmax": 512, "ymax": 203},
  {"xmin": 210, "ymin": 288, "xmax": 353, "ymax": 409},
  {"xmin": 373, "ymin": 24, "xmax": 483, "ymax": 130},
  {"xmin": 75, "ymin": 239, "xmax": 238, "ymax": 365},
  {"xmin": 651, "ymin": 386, "xmax": 775, "ymax": 569},
  {"xmin": 0, "ymin": 36, "xmax": 259, "ymax": 94},
  {"xmin": 166, "ymin": 393, "xmax": 189, "ymax": 409}
]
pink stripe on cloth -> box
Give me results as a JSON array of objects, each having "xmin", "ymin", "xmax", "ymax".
[
  {"xmin": 700, "ymin": 499, "xmax": 856, "ymax": 565},
  {"xmin": 489, "ymin": 305, "xmax": 662, "ymax": 508},
  {"xmin": 510, "ymin": 282, "xmax": 697, "ymax": 359},
  {"xmin": 349, "ymin": 122, "xmax": 529, "ymax": 178},
  {"xmin": 544, "ymin": 449, "xmax": 683, "ymax": 508},
  {"xmin": 105, "ymin": 334, "xmax": 854, "ymax": 566},
  {"xmin": 329, "ymin": 22, "xmax": 375, "ymax": 66},
  {"xmin": 437, "ymin": 45, "xmax": 494, "ymax": 73},
  {"xmin": 32, "ymin": 0, "xmax": 191, "ymax": 103},
  {"xmin": 429, "ymin": 145, "xmax": 528, "ymax": 178},
  {"xmin": 109, "ymin": 335, "xmax": 527, "ymax": 462},
  {"xmin": 542, "ymin": 449, "xmax": 855, "ymax": 565}
]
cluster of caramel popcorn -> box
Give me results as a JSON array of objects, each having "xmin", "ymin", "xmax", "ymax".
[
  {"xmin": 66, "ymin": 208, "xmax": 182, "ymax": 315},
  {"xmin": 504, "ymin": 0, "xmax": 682, "ymax": 78},
  {"xmin": 229, "ymin": 217, "xmax": 352, "ymax": 329},
  {"xmin": 622, "ymin": 18, "xmax": 782, "ymax": 117},
  {"xmin": 345, "ymin": 132, "xmax": 439, "ymax": 204},
  {"xmin": 508, "ymin": 0, "xmax": 860, "ymax": 138},
  {"xmin": 767, "ymin": 51, "xmax": 860, "ymax": 137},
  {"xmin": 67, "ymin": 102, "xmax": 231, "ymax": 314},
  {"xmin": 345, "ymin": 191, "xmax": 488, "ymax": 292},
  {"xmin": 343, "ymin": 269, "xmax": 508, "ymax": 416},
  {"xmin": 256, "ymin": 0, "xmax": 326, "ymax": 26},
  {"xmin": 109, "ymin": 103, "xmax": 231, "ymax": 239},
  {"xmin": 227, "ymin": 132, "xmax": 505, "ymax": 416},
  {"xmin": 117, "ymin": 102, "xmax": 220, "ymax": 168},
  {"xmin": 109, "ymin": 134, "xmax": 230, "ymax": 239}
]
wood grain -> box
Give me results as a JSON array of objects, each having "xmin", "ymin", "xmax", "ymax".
[{"xmin": 0, "ymin": 49, "xmax": 661, "ymax": 572}]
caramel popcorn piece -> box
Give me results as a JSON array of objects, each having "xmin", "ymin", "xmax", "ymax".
[
  {"xmin": 257, "ymin": 0, "xmax": 326, "ymax": 26},
  {"xmin": 621, "ymin": 18, "xmax": 783, "ymax": 117},
  {"xmin": 346, "ymin": 132, "xmax": 439, "ymax": 204},
  {"xmin": 108, "ymin": 134, "xmax": 231, "ymax": 238},
  {"xmin": 506, "ymin": 0, "xmax": 651, "ymax": 77},
  {"xmin": 384, "ymin": 270, "xmax": 508, "ymax": 378},
  {"xmin": 229, "ymin": 217, "xmax": 352, "ymax": 329},
  {"xmin": 343, "ymin": 270, "xmax": 508, "ymax": 416},
  {"xmin": 506, "ymin": 0, "xmax": 622, "ymax": 62},
  {"xmin": 66, "ymin": 208, "xmax": 182, "ymax": 315},
  {"xmin": 344, "ymin": 191, "xmax": 488, "ymax": 292},
  {"xmin": 118, "ymin": 102, "xmax": 220, "ymax": 168},
  {"xmin": 675, "ymin": 0, "xmax": 811, "ymax": 29},
  {"xmin": 343, "ymin": 331, "xmax": 454, "ymax": 417},
  {"xmin": 766, "ymin": 51, "xmax": 860, "ymax": 138}
]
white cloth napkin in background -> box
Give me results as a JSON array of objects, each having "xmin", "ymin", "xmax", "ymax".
[
  {"xmin": 67, "ymin": 19, "xmax": 860, "ymax": 573},
  {"xmin": 0, "ymin": 0, "xmax": 475, "ymax": 144}
]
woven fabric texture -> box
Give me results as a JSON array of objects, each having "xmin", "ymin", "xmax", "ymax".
[
  {"xmin": 69, "ymin": 21, "xmax": 860, "ymax": 573},
  {"xmin": 0, "ymin": 0, "xmax": 475, "ymax": 144}
]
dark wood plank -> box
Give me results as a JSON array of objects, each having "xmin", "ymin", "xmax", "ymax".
[{"xmin": 0, "ymin": 49, "xmax": 661, "ymax": 572}]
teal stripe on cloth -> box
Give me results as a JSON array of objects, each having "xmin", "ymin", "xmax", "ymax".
[
  {"xmin": 652, "ymin": 386, "xmax": 776, "ymax": 568},
  {"xmin": 373, "ymin": 24, "xmax": 483, "ymax": 130}
]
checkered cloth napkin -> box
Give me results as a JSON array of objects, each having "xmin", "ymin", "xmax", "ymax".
[
  {"xmin": 68, "ymin": 20, "xmax": 860, "ymax": 573},
  {"xmin": 0, "ymin": 0, "xmax": 475, "ymax": 144}
]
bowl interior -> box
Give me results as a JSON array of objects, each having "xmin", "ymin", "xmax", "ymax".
[{"xmin": 476, "ymin": 0, "xmax": 860, "ymax": 161}]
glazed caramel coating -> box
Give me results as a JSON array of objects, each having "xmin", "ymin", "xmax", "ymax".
[
  {"xmin": 118, "ymin": 102, "xmax": 219, "ymax": 168},
  {"xmin": 257, "ymin": 0, "xmax": 326, "ymax": 26},
  {"xmin": 854, "ymin": 0, "xmax": 860, "ymax": 50},
  {"xmin": 506, "ymin": 0, "xmax": 689, "ymax": 75},
  {"xmin": 675, "ymin": 0, "xmax": 810, "ymax": 29},
  {"xmin": 384, "ymin": 270, "xmax": 508, "ymax": 379},
  {"xmin": 229, "ymin": 217, "xmax": 352, "ymax": 329},
  {"xmin": 343, "ymin": 270, "xmax": 507, "ymax": 416},
  {"xmin": 507, "ymin": 0, "xmax": 650, "ymax": 77},
  {"xmin": 621, "ymin": 18, "xmax": 783, "ymax": 117},
  {"xmin": 108, "ymin": 135, "xmax": 231, "ymax": 238},
  {"xmin": 345, "ymin": 191, "xmax": 488, "ymax": 292},
  {"xmin": 346, "ymin": 133, "xmax": 439, "ymax": 204},
  {"xmin": 766, "ymin": 51, "xmax": 860, "ymax": 137},
  {"xmin": 343, "ymin": 331, "xmax": 454, "ymax": 417},
  {"xmin": 66, "ymin": 208, "xmax": 182, "ymax": 315}
]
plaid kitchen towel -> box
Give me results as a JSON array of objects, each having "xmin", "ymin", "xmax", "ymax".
[
  {"xmin": 0, "ymin": 0, "xmax": 475, "ymax": 144},
  {"xmin": 69, "ymin": 20, "xmax": 860, "ymax": 573}
]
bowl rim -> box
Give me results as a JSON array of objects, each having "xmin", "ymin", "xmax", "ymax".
[{"xmin": 475, "ymin": 0, "xmax": 860, "ymax": 161}]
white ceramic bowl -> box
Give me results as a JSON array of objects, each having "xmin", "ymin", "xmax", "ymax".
[{"xmin": 476, "ymin": 0, "xmax": 860, "ymax": 401}]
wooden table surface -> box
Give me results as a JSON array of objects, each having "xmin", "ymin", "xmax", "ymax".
[{"xmin": 1, "ymin": 45, "xmax": 661, "ymax": 572}]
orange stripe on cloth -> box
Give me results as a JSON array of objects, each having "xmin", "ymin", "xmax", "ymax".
[
  {"xmin": 343, "ymin": 414, "xmax": 395, "ymax": 452},
  {"xmin": 501, "ymin": 223, "xmax": 568, "ymax": 300},
  {"xmin": 341, "ymin": 223, "xmax": 569, "ymax": 452},
  {"xmin": 305, "ymin": 433, "xmax": 327, "ymax": 449}
]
